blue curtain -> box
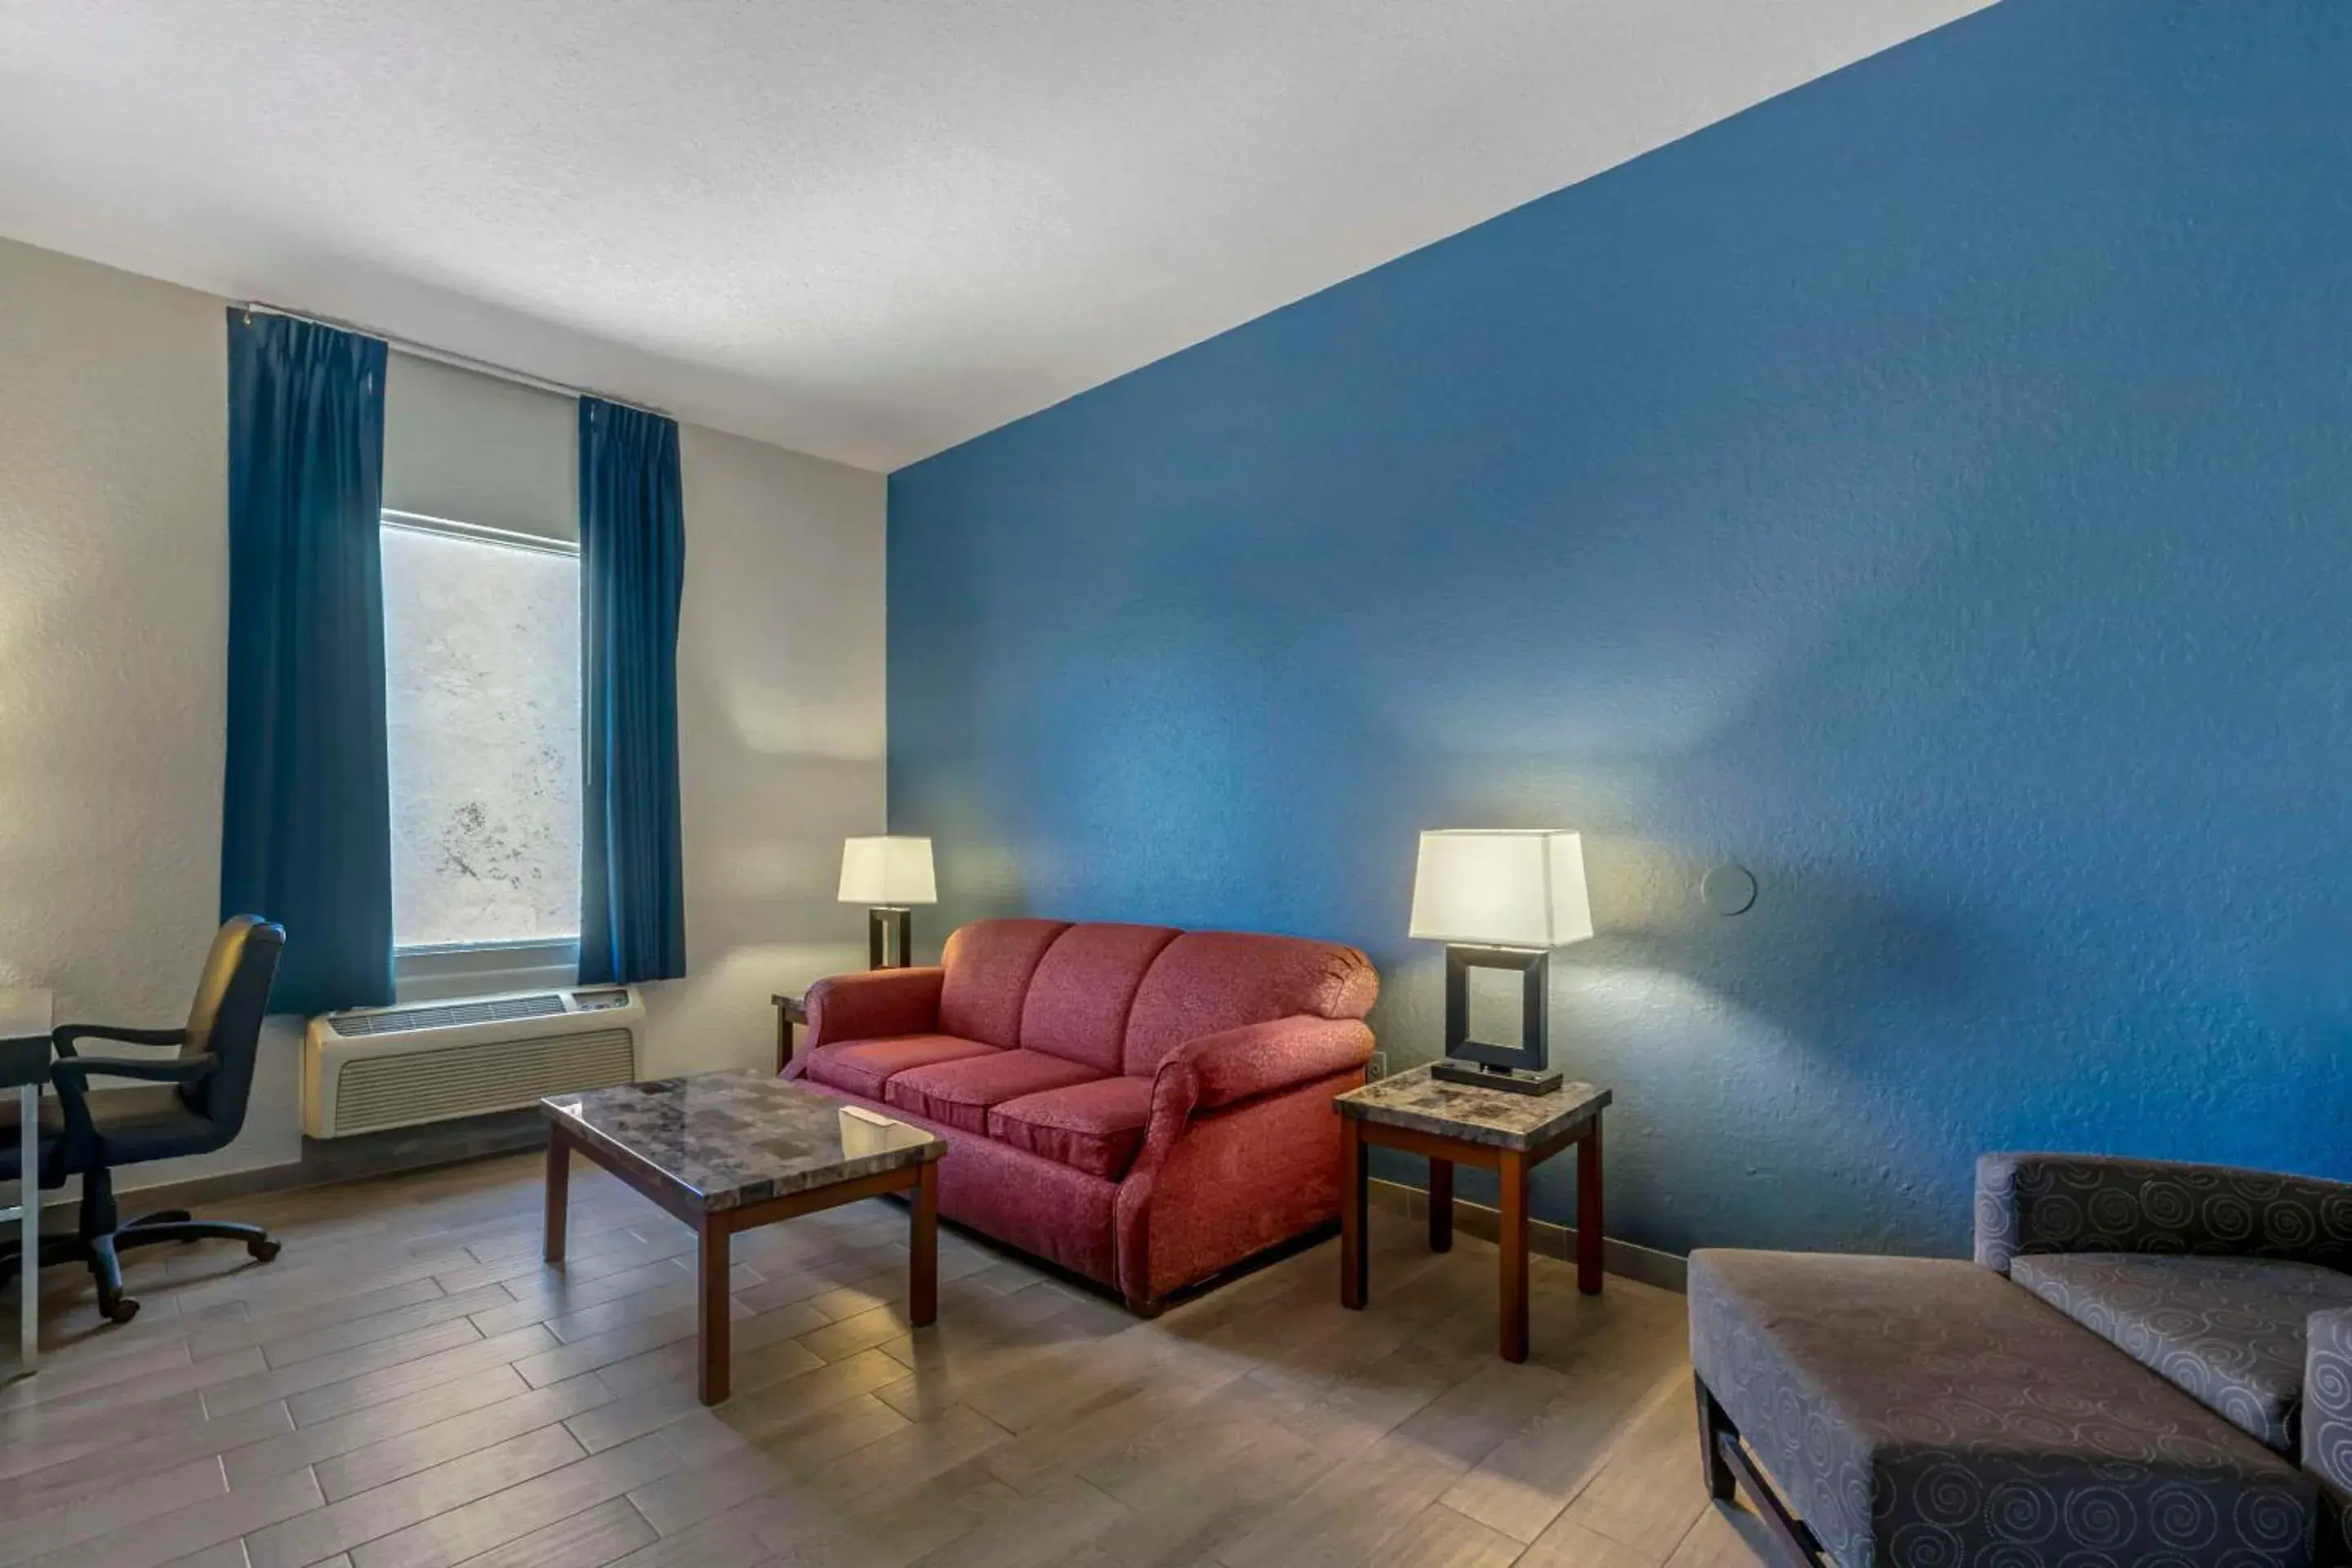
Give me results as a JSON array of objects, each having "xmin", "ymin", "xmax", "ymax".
[
  {"xmin": 221, "ymin": 311, "xmax": 394, "ymax": 1014},
  {"xmin": 579, "ymin": 397, "xmax": 688, "ymax": 983}
]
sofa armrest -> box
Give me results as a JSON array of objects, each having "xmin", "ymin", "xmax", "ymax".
[
  {"xmin": 1163, "ymin": 1017, "xmax": 1374, "ymax": 1113},
  {"xmin": 1975, "ymin": 1152, "xmax": 2352, "ymax": 1275},
  {"xmin": 2306, "ymin": 1307, "xmax": 2352, "ymax": 1553},
  {"xmin": 1125, "ymin": 1015, "xmax": 1372, "ymax": 1200},
  {"xmin": 803, "ymin": 967, "xmax": 946, "ymax": 1051},
  {"xmin": 1114, "ymin": 1017, "xmax": 1372, "ymax": 1306}
]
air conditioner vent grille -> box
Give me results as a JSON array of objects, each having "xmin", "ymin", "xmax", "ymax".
[
  {"xmin": 333, "ymin": 993, "xmax": 568, "ymax": 1036},
  {"xmin": 331, "ymin": 1027, "xmax": 635, "ymax": 1135}
]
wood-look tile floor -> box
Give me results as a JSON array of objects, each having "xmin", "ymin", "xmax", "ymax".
[{"xmin": 0, "ymin": 1154, "xmax": 1773, "ymax": 1568}]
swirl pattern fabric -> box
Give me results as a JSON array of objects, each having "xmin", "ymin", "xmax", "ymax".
[
  {"xmin": 1690, "ymin": 1249, "xmax": 2318, "ymax": 1568},
  {"xmin": 2307, "ymin": 1308, "xmax": 2352, "ymax": 1564},
  {"xmin": 2011, "ymin": 1254, "xmax": 2352, "ymax": 1455},
  {"xmin": 1977, "ymin": 1153, "xmax": 2352, "ymax": 1276}
]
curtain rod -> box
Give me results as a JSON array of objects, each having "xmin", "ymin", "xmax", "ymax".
[{"xmin": 234, "ymin": 301, "xmax": 673, "ymax": 421}]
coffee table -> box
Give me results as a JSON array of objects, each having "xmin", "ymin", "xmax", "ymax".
[{"xmin": 542, "ymin": 1069, "xmax": 944, "ymax": 1405}]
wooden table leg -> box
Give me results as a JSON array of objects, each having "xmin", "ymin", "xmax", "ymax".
[
  {"xmin": 697, "ymin": 1215, "xmax": 732, "ymax": 1405},
  {"xmin": 1339, "ymin": 1117, "xmax": 1367, "ymax": 1309},
  {"xmin": 1576, "ymin": 1115, "xmax": 1605, "ymax": 1297},
  {"xmin": 1499, "ymin": 1148, "xmax": 1529, "ymax": 1362},
  {"xmin": 542, "ymin": 1131, "xmax": 569, "ymax": 1265},
  {"xmin": 1428, "ymin": 1156, "xmax": 1454, "ymax": 1253},
  {"xmin": 910, "ymin": 1159, "xmax": 938, "ymax": 1328}
]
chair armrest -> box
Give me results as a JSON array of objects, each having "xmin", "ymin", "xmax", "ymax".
[
  {"xmin": 52, "ymin": 1022, "xmax": 187, "ymax": 1055},
  {"xmin": 2305, "ymin": 1307, "xmax": 2352, "ymax": 1552},
  {"xmin": 803, "ymin": 967, "xmax": 947, "ymax": 1051},
  {"xmin": 49, "ymin": 1054, "xmax": 217, "ymax": 1088},
  {"xmin": 1975, "ymin": 1152, "xmax": 2352, "ymax": 1274},
  {"xmin": 1161, "ymin": 1017, "xmax": 1375, "ymax": 1113}
]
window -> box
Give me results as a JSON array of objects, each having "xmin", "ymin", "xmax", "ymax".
[{"xmin": 381, "ymin": 513, "xmax": 581, "ymax": 953}]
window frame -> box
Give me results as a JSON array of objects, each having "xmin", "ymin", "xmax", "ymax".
[
  {"xmin": 379, "ymin": 508, "xmax": 583, "ymax": 990},
  {"xmin": 393, "ymin": 938, "xmax": 581, "ymax": 1002}
]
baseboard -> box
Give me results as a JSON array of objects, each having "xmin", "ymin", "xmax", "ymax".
[
  {"xmin": 109, "ymin": 1111, "xmax": 548, "ymax": 1217},
  {"xmin": 1366, "ymin": 1176, "xmax": 1688, "ymax": 1294}
]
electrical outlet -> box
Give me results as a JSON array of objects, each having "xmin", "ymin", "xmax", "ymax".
[{"xmin": 1366, "ymin": 1052, "xmax": 1388, "ymax": 1080}]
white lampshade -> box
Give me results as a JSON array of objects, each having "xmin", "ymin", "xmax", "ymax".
[
  {"xmin": 837, "ymin": 836, "xmax": 937, "ymax": 906},
  {"xmin": 1409, "ymin": 830, "xmax": 1592, "ymax": 948}
]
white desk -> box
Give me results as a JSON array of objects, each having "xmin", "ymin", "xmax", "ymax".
[{"xmin": 2, "ymin": 987, "xmax": 51, "ymax": 1378}]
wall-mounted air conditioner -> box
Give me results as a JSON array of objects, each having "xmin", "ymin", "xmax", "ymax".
[{"xmin": 303, "ymin": 986, "xmax": 643, "ymax": 1138}]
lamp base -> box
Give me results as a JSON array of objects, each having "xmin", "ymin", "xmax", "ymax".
[
  {"xmin": 1431, "ymin": 1058, "xmax": 1563, "ymax": 1098},
  {"xmin": 866, "ymin": 906, "xmax": 914, "ymax": 969}
]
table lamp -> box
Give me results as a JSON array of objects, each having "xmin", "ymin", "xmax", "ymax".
[
  {"xmin": 1409, "ymin": 829, "xmax": 1592, "ymax": 1096},
  {"xmin": 839, "ymin": 835, "xmax": 937, "ymax": 969}
]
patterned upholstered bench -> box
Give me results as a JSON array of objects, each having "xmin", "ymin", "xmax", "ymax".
[{"xmin": 1690, "ymin": 1153, "xmax": 2352, "ymax": 1567}]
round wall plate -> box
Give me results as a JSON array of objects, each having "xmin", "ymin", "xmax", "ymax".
[{"xmin": 1701, "ymin": 863, "xmax": 1757, "ymax": 916}]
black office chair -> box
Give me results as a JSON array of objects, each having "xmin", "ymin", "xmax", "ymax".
[{"xmin": 0, "ymin": 915, "xmax": 286, "ymax": 1324}]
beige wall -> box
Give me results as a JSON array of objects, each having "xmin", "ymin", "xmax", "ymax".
[
  {"xmin": 0, "ymin": 236, "xmax": 886, "ymax": 1190},
  {"xmin": 656, "ymin": 424, "xmax": 887, "ymax": 1079}
]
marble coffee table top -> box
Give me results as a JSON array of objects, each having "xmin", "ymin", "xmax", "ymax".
[
  {"xmin": 543, "ymin": 1068, "xmax": 941, "ymax": 1212},
  {"xmin": 1336, "ymin": 1064, "xmax": 1610, "ymax": 1152}
]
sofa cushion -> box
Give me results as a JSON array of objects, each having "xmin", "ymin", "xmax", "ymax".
[
  {"xmin": 1121, "ymin": 930, "xmax": 1379, "ymax": 1076},
  {"xmin": 1690, "ymin": 1249, "xmax": 2317, "ymax": 1568},
  {"xmin": 988, "ymin": 1077, "xmax": 1156, "ymax": 1181},
  {"xmin": 884, "ymin": 1048, "xmax": 1101, "ymax": 1135},
  {"xmin": 2011, "ymin": 1252, "xmax": 2352, "ymax": 1454},
  {"xmin": 940, "ymin": 919, "xmax": 1071, "ymax": 1049},
  {"xmin": 1018, "ymin": 923, "xmax": 1182, "ymax": 1073},
  {"xmin": 800, "ymin": 1034, "xmax": 997, "ymax": 1101}
]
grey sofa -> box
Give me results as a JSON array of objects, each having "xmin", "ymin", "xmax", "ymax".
[{"xmin": 1689, "ymin": 1152, "xmax": 2352, "ymax": 1567}]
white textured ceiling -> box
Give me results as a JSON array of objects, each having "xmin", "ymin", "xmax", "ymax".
[{"xmin": 0, "ymin": 1, "xmax": 1991, "ymax": 470}]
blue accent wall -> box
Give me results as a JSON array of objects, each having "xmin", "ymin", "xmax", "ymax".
[{"xmin": 887, "ymin": 0, "xmax": 2352, "ymax": 1258}]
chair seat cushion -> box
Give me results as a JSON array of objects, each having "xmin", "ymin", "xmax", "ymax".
[
  {"xmin": 884, "ymin": 1049, "xmax": 1102, "ymax": 1136},
  {"xmin": 1690, "ymin": 1249, "xmax": 2316, "ymax": 1568},
  {"xmin": 86, "ymin": 1085, "xmax": 229, "ymax": 1165},
  {"xmin": 2010, "ymin": 1252, "xmax": 2352, "ymax": 1454},
  {"xmin": 1, "ymin": 1086, "xmax": 227, "ymax": 1178},
  {"xmin": 800, "ymin": 1034, "xmax": 999, "ymax": 1101},
  {"xmin": 988, "ymin": 1077, "xmax": 1156, "ymax": 1180}
]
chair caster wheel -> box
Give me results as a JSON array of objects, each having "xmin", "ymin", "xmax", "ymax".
[
  {"xmin": 250, "ymin": 1238, "xmax": 281, "ymax": 1263},
  {"xmin": 100, "ymin": 1294, "xmax": 140, "ymax": 1325}
]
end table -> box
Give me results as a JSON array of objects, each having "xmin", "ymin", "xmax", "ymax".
[
  {"xmin": 770, "ymin": 993, "xmax": 808, "ymax": 1075},
  {"xmin": 1334, "ymin": 1064, "xmax": 1610, "ymax": 1362}
]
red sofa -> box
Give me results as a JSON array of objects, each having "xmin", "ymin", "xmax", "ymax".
[{"xmin": 785, "ymin": 918, "xmax": 1379, "ymax": 1311}]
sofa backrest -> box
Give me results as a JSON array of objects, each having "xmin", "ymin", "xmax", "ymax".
[
  {"xmin": 1120, "ymin": 930, "xmax": 1378, "ymax": 1076},
  {"xmin": 1018, "ymin": 923, "xmax": 1182, "ymax": 1073},
  {"xmin": 939, "ymin": 918, "xmax": 1070, "ymax": 1047},
  {"xmin": 940, "ymin": 919, "xmax": 1379, "ymax": 1076}
]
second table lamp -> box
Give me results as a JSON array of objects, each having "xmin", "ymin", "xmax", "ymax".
[{"xmin": 1408, "ymin": 828, "xmax": 1592, "ymax": 1095}]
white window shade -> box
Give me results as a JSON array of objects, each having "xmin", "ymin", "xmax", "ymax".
[
  {"xmin": 383, "ymin": 528, "xmax": 581, "ymax": 948},
  {"xmin": 383, "ymin": 351, "xmax": 577, "ymax": 544},
  {"xmin": 1409, "ymin": 830, "xmax": 1593, "ymax": 948}
]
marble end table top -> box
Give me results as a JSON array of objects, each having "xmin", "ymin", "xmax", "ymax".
[
  {"xmin": 543, "ymin": 1068, "xmax": 941, "ymax": 1213},
  {"xmin": 1335, "ymin": 1064, "xmax": 1610, "ymax": 1152}
]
